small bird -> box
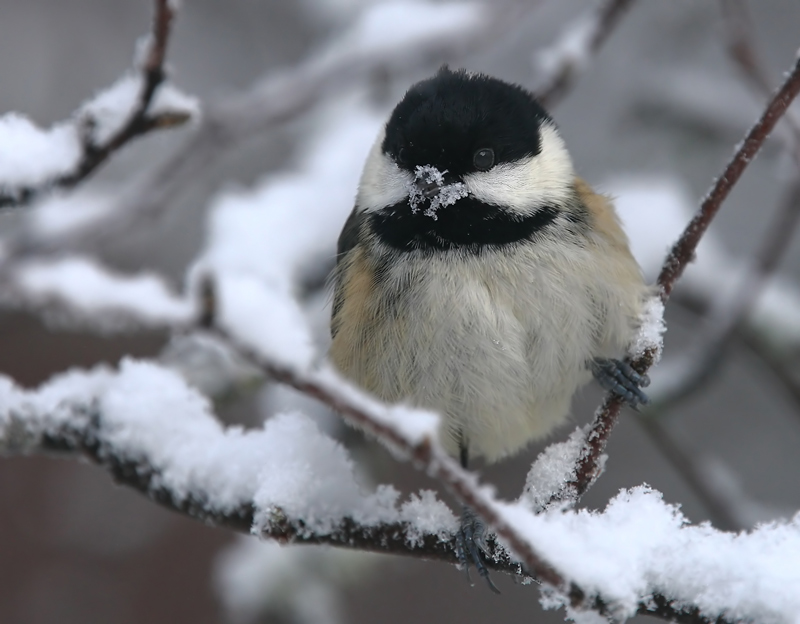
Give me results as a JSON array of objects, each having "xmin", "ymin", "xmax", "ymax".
[{"xmin": 329, "ymin": 67, "xmax": 650, "ymax": 589}]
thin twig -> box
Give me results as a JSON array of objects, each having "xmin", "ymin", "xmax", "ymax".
[
  {"xmin": 548, "ymin": 49, "xmax": 800, "ymax": 507},
  {"xmin": 658, "ymin": 55, "xmax": 800, "ymax": 299},
  {"xmin": 534, "ymin": 0, "xmax": 637, "ymax": 108},
  {"xmin": 720, "ymin": 0, "xmax": 772, "ymax": 94},
  {"xmin": 0, "ymin": 0, "xmax": 187, "ymax": 209},
  {"xmin": 639, "ymin": 1, "xmax": 800, "ymax": 408},
  {"xmin": 622, "ymin": 8, "xmax": 800, "ymax": 522},
  {"xmin": 60, "ymin": 0, "xmax": 180, "ymax": 188},
  {"xmin": 744, "ymin": 330, "xmax": 800, "ymax": 421}
]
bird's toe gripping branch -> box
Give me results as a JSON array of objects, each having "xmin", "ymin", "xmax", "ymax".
[
  {"xmin": 590, "ymin": 357, "xmax": 650, "ymax": 409},
  {"xmin": 455, "ymin": 505, "xmax": 500, "ymax": 594}
]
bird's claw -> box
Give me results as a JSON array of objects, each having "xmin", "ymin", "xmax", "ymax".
[
  {"xmin": 591, "ymin": 358, "xmax": 650, "ymax": 409},
  {"xmin": 455, "ymin": 506, "xmax": 500, "ymax": 594}
]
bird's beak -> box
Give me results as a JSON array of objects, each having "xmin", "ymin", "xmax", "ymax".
[{"xmin": 416, "ymin": 179, "xmax": 442, "ymax": 199}]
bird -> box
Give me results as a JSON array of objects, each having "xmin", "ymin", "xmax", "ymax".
[{"xmin": 329, "ymin": 66, "xmax": 650, "ymax": 590}]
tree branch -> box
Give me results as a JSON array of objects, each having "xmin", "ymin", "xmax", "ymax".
[
  {"xmin": 0, "ymin": 0, "xmax": 188, "ymax": 209},
  {"xmin": 657, "ymin": 54, "xmax": 800, "ymax": 299},
  {"xmin": 637, "ymin": 2, "xmax": 800, "ymax": 410},
  {"xmin": 546, "ymin": 47, "xmax": 800, "ymax": 507},
  {"xmin": 10, "ymin": 389, "xmax": 739, "ymax": 624},
  {"xmin": 208, "ymin": 326, "xmax": 570, "ymax": 589}
]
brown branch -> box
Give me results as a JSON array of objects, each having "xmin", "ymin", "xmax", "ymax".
[
  {"xmin": 18, "ymin": 397, "xmax": 738, "ymax": 624},
  {"xmin": 657, "ymin": 54, "xmax": 800, "ymax": 300},
  {"xmin": 547, "ymin": 48, "xmax": 800, "ymax": 507},
  {"xmin": 645, "ymin": 178, "xmax": 800, "ymax": 412},
  {"xmin": 209, "ymin": 326, "xmax": 568, "ymax": 588},
  {"xmin": 640, "ymin": 1, "xmax": 800, "ymax": 411},
  {"xmin": 0, "ymin": 0, "xmax": 188, "ymax": 209},
  {"xmin": 534, "ymin": 0, "xmax": 636, "ymax": 108}
]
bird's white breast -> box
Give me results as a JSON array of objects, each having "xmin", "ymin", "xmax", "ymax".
[{"xmin": 331, "ymin": 234, "xmax": 641, "ymax": 461}]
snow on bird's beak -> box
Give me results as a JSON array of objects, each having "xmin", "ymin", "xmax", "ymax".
[{"xmin": 408, "ymin": 165, "xmax": 470, "ymax": 219}]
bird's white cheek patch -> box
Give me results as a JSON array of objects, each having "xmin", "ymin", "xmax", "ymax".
[
  {"xmin": 463, "ymin": 124, "xmax": 574, "ymax": 215},
  {"xmin": 357, "ymin": 136, "xmax": 412, "ymax": 212}
]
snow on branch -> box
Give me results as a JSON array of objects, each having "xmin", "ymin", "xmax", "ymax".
[
  {"xmin": 543, "ymin": 45, "xmax": 800, "ymax": 509},
  {"xmin": 2, "ymin": 359, "xmax": 797, "ymax": 623},
  {"xmin": 87, "ymin": 0, "xmax": 540, "ymax": 246},
  {"xmin": 0, "ymin": 0, "xmax": 197, "ymax": 209},
  {"xmin": 533, "ymin": 0, "xmax": 636, "ymax": 107},
  {"xmin": 0, "ymin": 358, "xmax": 457, "ymax": 546},
  {"xmin": 0, "ymin": 255, "xmax": 194, "ymax": 330}
]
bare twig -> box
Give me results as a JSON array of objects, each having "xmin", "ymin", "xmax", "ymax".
[
  {"xmin": 720, "ymin": 0, "xmax": 772, "ymax": 94},
  {"xmin": 534, "ymin": 0, "xmax": 636, "ymax": 108},
  {"xmin": 639, "ymin": 1, "xmax": 800, "ymax": 409},
  {"xmin": 0, "ymin": 0, "xmax": 188, "ymax": 209},
  {"xmin": 547, "ymin": 49, "xmax": 800, "ymax": 507},
  {"xmin": 721, "ymin": 0, "xmax": 800, "ymax": 174},
  {"xmin": 744, "ymin": 330, "xmax": 800, "ymax": 420},
  {"xmin": 658, "ymin": 56, "xmax": 800, "ymax": 298},
  {"xmin": 620, "ymin": 7, "xmax": 800, "ymax": 521}
]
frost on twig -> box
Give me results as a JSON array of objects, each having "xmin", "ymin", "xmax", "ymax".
[
  {"xmin": 0, "ymin": 0, "xmax": 197, "ymax": 209},
  {"xmin": 636, "ymin": 6, "xmax": 800, "ymax": 410}
]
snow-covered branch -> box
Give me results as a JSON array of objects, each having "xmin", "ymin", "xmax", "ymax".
[
  {"xmin": 0, "ymin": 256, "xmax": 194, "ymax": 330},
  {"xmin": 2, "ymin": 359, "xmax": 794, "ymax": 624},
  {"xmin": 0, "ymin": 0, "xmax": 196, "ymax": 209},
  {"xmin": 2, "ymin": 3, "xmax": 799, "ymax": 621}
]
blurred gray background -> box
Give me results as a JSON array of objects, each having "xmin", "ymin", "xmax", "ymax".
[{"xmin": 1, "ymin": 1, "xmax": 800, "ymax": 623}]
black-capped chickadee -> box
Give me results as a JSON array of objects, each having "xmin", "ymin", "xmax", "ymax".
[{"xmin": 330, "ymin": 67, "xmax": 649, "ymax": 588}]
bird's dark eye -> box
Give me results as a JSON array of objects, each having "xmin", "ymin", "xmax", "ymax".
[
  {"xmin": 473, "ymin": 147, "xmax": 495, "ymax": 171},
  {"xmin": 397, "ymin": 147, "xmax": 408, "ymax": 164}
]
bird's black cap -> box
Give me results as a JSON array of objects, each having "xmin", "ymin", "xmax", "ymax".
[{"xmin": 382, "ymin": 67, "xmax": 552, "ymax": 177}]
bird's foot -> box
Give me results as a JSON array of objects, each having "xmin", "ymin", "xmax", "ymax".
[
  {"xmin": 455, "ymin": 505, "xmax": 500, "ymax": 594},
  {"xmin": 591, "ymin": 358, "xmax": 650, "ymax": 409}
]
